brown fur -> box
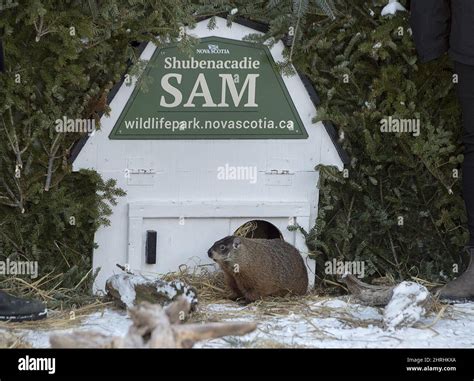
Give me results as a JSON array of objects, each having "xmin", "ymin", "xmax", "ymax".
[{"xmin": 208, "ymin": 236, "xmax": 308, "ymax": 302}]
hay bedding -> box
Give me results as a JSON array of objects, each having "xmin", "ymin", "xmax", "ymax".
[{"xmin": 1, "ymin": 269, "xmax": 474, "ymax": 348}]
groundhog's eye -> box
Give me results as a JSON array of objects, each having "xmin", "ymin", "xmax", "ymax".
[{"xmin": 219, "ymin": 244, "xmax": 226, "ymax": 251}]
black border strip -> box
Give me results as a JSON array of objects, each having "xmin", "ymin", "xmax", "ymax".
[
  {"xmin": 69, "ymin": 16, "xmax": 350, "ymax": 166},
  {"xmin": 297, "ymin": 71, "xmax": 350, "ymax": 165},
  {"xmin": 1, "ymin": 348, "xmax": 472, "ymax": 380},
  {"xmin": 233, "ymin": 16, "xmax": 269, "ymax": 33},
  {"xmin": 322, "ymin": 120, "xmax": 350, "ymax": 165}
]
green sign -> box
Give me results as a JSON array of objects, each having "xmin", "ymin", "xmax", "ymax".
[{"xmin": 109, "ymin": 37, "xmax": 308, "ymax": 139}]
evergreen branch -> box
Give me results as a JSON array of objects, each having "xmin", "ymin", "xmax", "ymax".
[
  {"xmin": 44, "ymin": 133, "xmax": 62, "ymax": 192},
  {"xmin": 2, "ymin": 111, "xmax": 23, "ymax": 169},
  {"xmin": 0, "ymin": 178, "xmax": 19, "ymax": 206},
  {"xmin": 315, "ymin": 0, "xmax": 335, "ymax": 20},
  {"xmin": 289, "ymin": 0, "xmax": 304, "ymax": 62},
  {"xmin": 416, "ymin": 177, "xmax": 451, "ymax": 256},
  {"xmin": 33, "ymin": 15, "xmax": 51, "ymax": 42},
  {"xmin": 388, "ymin": 231, "xmax": 401, "ymax": 271},
  {"xmin": 342, "ymin": 194, "xmax": 355, "ymax": 256}
]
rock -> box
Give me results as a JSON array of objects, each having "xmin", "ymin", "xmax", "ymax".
[
  {"xmin": 105, "ymin": 273, "xmax": 198, "ymax": 310},
  {"xmin": 383, "ymin": 281, "xmax": 431, "ymax": 329}
]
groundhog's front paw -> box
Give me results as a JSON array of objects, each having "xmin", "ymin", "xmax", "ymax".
[
  {"xmin": 242, "ymin": 290, "xmax": 261, "ymax": 303},
  {"xmin": 227, "ymin": 293, "xmax": 241, "ymax": 301}
]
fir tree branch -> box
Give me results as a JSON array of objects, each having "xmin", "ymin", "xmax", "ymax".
[
  {"xmin": 33, "ymin": 15, "xmax": 51, "ymax": 42},
  {"xmin": 0, "ymin": 179, "xmax": 17, "ymax": 201},
  {"xmin": 44, "ymin": 133, "xmax": 62, "ymax": 192},
  {"xmin": 2, "ymin": 110, "xmax": 23, "ymax": 169},
  {"xmin": 289, "ymin": 0, "xmax": 304, "ymax": 62}
]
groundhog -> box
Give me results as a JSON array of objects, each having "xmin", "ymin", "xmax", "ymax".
[{"xmin": 207, "ymin": 236, "xmax": 308, "ymax": 302}]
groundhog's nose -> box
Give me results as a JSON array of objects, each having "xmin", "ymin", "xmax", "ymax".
[{"xmin": 207, "ymin": 249, "xmax": 213, "ymax": 258}]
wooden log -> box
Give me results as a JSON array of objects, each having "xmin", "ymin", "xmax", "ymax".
[
  {"xmin": 123, "ymin": 301, "xmax": 176, "ymax": 348},
  {"xmin": 173, "ymin": 322, "xmax": 257, "ymax": 348},
  {"xmin": 50, "ymin": 296, "xmax": 257, "ymax": 348},
  {"xmin": 50, "ymin": 331, "xmax": 122, "ymax": 349},
  {"xmin": 165, "ymin": 296, "xmax": 191, "ymax": 324},
  {"xmin": 342, "ymin": 274, "xmax": 395, "ymax": 306}
]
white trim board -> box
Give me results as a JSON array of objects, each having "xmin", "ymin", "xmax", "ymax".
[{"xmin": 128, "ymin": 201, "xmax": 311, "ymax": 218}]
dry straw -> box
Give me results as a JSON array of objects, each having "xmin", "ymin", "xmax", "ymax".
[{"xmin": 234, "ymin": 221, "xmax": 258, "ymax": 238}]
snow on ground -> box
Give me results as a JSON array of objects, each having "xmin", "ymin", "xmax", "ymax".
[
  {"xmin": 2, "ymin": 309, "xmax": 131, "ymax": 348},
  {"xmin": 195, "ymin": 298, "xmax": 474, "ymax": 348},
  {"xmin": 1, "ymin": 297, "xmax": 474, "ymax": 348}
]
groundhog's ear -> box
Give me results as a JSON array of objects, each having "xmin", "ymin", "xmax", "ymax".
[{"xmin": 233, "ymin": 237, "xmax": 241, "ymax": 249}]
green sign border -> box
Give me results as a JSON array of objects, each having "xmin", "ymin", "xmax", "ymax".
[{"xmin": 109, "ymin": 37, "xmax": 308, "ymax": 140}]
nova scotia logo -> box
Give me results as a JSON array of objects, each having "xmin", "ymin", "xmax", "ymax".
[
  {"xmin": 196, "ymin": 44, "xmax": 230, "ymax": 54},
  {"xmin": 208, "ymin": 44, "xmax": 219, "ymax": 52}
]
